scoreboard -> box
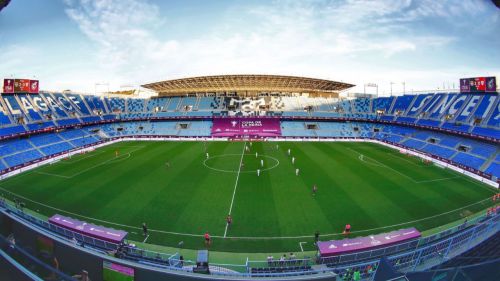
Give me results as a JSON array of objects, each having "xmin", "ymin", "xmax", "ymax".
[
  {"xmin": 460, "ymin": 77, "xmax": 496, "ymax": 93},
  {"xmin": 3, "ymin": 78, "xmax": 39, "ymax": 94}
]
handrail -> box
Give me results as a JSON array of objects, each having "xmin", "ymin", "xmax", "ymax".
[{"xmin": 1, "ymin": 197, "xmax": 498, "ymax": 278}]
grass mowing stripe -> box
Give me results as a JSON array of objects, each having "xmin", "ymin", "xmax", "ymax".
[
  {"xmin": 224, "ymin": 141, "xmax": 246, "ymax": 238},
  {"xmin": 347, "ymin": 147, "xmax": 417, "ymax": 182},
  {"xmin": 1, "ymin": 140, "xmax": 495, "ymax": 252}
]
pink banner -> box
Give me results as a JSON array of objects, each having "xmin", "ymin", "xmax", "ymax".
[
  {"xmin": 211, "ymin": 117, "xmax": 281, "ymax": 137},
  {"xmin": 318, "ymin": 227, "xmax": 421, "ymax": 257}
]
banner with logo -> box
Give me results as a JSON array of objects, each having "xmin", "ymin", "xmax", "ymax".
[
  {"xmin": 29, "ymin": 79, "xmax": 39, "ymax": 93},
  {"xmin": 3, "ymin": 79, "xmax": 14, "ymax": 93},
  {"xmin": 49, "ymin": 214, "xmax": 128, "ymax": 244},
  {"xmin": 460, "ymin": 76, "xmax": 497, "ymax": 93},
  {"xmin": 317, "ymin": 227, "xmax": 421, "ymax": 257},
  {"xmin": 3, "ymin": 78, "xmax": 40, "ymax": 94},
  {"xmin": 211, "ymin": 117, "xmax": 281, "ymax": 137}
]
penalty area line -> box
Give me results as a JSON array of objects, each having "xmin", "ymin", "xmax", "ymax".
[
  {"xmin": 223, "ymin": 141, "xmax": 246, "ymax": 238},
  {"xmin": 299, "ymin": 242, "xmax": 307, "ymax": 252},
  {"xmin": 143, "ymin": 235, "xmax": 150, "ymax": 243}
]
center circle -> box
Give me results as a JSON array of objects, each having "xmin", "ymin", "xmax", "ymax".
[{"xmin": 203, "ymin": 154, "xmax": 280, "ymax": 173}]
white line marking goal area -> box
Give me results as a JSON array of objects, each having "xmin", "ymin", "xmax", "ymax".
[
  {"xmin": 349, "ymin": 147, "xmax": 460, "ymax": 184},
  {"xmin": 299, "ymin": 242, "xmax": 307, "ymax": 252},
  {"xmin": 34, "ymin": 146, "xmax": 144, "ymax": 179}
]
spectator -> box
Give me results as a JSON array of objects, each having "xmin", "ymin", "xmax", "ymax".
[
  {"xmin": 73, "ymin": 270, "xmax": 91, "ymax": 281},
  {"xmin": 267, "ymin": 255, "xmax": 274, "ymax": 266},
  {"xmin": 353, "ymin": 268, "xmax": 361, "ymax": 281}
]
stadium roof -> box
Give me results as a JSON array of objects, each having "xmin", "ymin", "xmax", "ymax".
[{"xmin": 142, "ymin": 74, "xmax": 355, "ymax": 96}]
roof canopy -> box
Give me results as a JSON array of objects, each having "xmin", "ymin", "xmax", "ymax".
[{"xmin": 142, "ymin": 74, "xmax": 354, "ymax": 96}]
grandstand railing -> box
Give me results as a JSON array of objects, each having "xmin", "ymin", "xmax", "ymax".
[
  {"xmin": 1, "ymin": 196, "xmax": 498, "ymax": 279},
  {"xmin": 1, "ymin": 114, "xmax": 497, "ymax": 143},
  {"xmin": 0, "ymin": 233, "xmax": 75, "ymax": 281}
]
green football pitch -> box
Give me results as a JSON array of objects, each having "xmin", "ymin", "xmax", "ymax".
[{"xmin": 0, "ymin": 141, "xmax": 496, "ymax": 253}]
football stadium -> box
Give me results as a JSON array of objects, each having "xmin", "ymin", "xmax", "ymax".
[{"xmin": 1, "ymin": 1, "xmax": 499, "ymax": 281}]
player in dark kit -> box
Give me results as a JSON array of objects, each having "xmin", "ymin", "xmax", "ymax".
[
  {"xmin": 142, "ymin": 223, "xmax": 148, "ymax": 236},
  {"xmin": 314, "ymin": 230, "xmax": 320, "ymax": 245},
  {"xmin": 226, "ymin": 215, "xmax": 232, "ymax": 228}
]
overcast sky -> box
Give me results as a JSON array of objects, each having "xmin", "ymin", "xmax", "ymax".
[{"xmin": 0, "ymin": 0, "xmax": 499, "ymax": 95}]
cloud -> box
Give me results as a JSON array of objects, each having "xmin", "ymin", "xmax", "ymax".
[{"xmin": 60, "ymin": 0, "xmax": 493, "ymax": 93}]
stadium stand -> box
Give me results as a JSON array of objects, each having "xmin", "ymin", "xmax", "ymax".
[
  {"xmin": 0, "ymin": 89, "xmax": 499, "ymax": 281},
  {"xmin": 0, "ymin": 91, "xmax": 498, "ymax": 180}
]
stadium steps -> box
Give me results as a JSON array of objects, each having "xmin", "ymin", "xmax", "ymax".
[
  {"xmin": 0, "ymin": 97, "xmax": 16, "ymax": 124},
  {"xmin": 465, "ymin": 95, "xmax": 485, "ymax": 124},
  {"xmin": 402, "ymin": 95, "xmax": 418, "ymax": 116},
  {"xmin": 124, "ymin": 99, "xmax": 129, "ymax": 114},
  {"xmin": 0, "ymin": 157, "xmax": 9, "ymax": 169},
  {"xmin": 479, "ymin": 149, "xmax": 499, "ymax": 171},
  {"xmin": 175, "ymin": 97, "xmax": 183, "ymax": 111},
  {"xmin": 449, "ymin": 150, "xmax": 460, "ymax": 160},
  {"xmin": 163, "ymin": 97, "xmax": 173, "ymax": 112},
  {"xmin": 449, "ymin": 95, "xmax": 472, "ymax": 122},
  {"xmin": 51, "ymin": 92, "xmax": 73, "ymax": 118},
  {"xmin": 79, "ymin": 95, "xmax": 95, "ymax": 116},
  {"xmin": 25, "ymin": 94, "xmax": 47, "ymax": 121},
  {"xmin": 38, "ymin": 94, "xmax": 61, "ymax": 118},
  {"xmin": 101, "ymin": 97, "xmax": 111, "ymax": 113},
  {"xmin": 387, "ymin": 96, "xmax": 398, "ymax": 115},
  {"xmin": 193, "ymin": 96, "xmax": 201, "ymax": 110},
  {"xmin": 27, "ymin": 139, "xmax": 47, "ymax": 156},
  {"xmin": 13, "ymin": 95, "xmax": 36, "ymax": 123},
  {"xmin": 0, "ymin": 144, "xmax": 36, "ymax": 159},
  {"xmin": 78, "ymin": 94, "xmax": 95, "ymax": 116},
  {"xmin": 6, "ymin": 95, "xmax": 30, "ymax": 123},
  {"xmin": 480, "ymin": 97, "xmax": 499, "ymax": 126}
]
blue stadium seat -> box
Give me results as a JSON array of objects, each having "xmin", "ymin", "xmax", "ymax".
[
  {"xmin": 485, "ymin": 162, "xmax": 500, "ymax": 178},
  {"xmin": 452, "ymin": 153, "xmax": 485, "ymax": 170}
]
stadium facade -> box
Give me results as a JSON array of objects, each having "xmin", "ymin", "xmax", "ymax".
[{"xmin": 0, "ymin": 74, "xmax": 499, "ymax": 281}]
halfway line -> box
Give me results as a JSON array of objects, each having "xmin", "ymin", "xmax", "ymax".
[{"xmin": 224, "ymin": 141, "xmax": 246, "ymax": 237}]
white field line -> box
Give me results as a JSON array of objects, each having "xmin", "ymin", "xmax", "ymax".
[
  {"xmin": 349, "ymin": 147, "xmax": 418, "ymax": 182},
  {"xmin": 223, "ymin": 141, "xmax": 246, "ymax": 238},
  {"xmin": 203, "ymin": 154, "xmax": 280, "ymax": 174},
  {"xmin": 299, "ymin": 242, "xmax": 307, "ymax": 252},
  {"xmin": 414, "ymin": 176, "xmax": 461, "ymax": 184},
  {"xmin": 354, "ymin": 148, "xmax": 461, "ymax": 184},
  {"xmin": 36, "ymin": 146, "xmax": 144, "ymax": 179},
  {"xmin": 143, "ymin": 234, "xmax": 150, "ymax": 243},
  {"xmin": 358, "ymin": 155, "xmax": 385, "ymax": 168},
  {"xmin": 0, "ymin": 186, "xmax": 492, "ymax": 240},
  {"xmin": 459, "ymin": 175, "xmax": 499, "ymax": 194},
  {"xmin": 34, "ymin": 171, "xmax": 71, "ymax": 179},
  {"xmin": 60, "ymin": 151, "xmax": 105, "ymax": 164},
  {"xmin": 386, "ymin": 152, "xmax": 428, "ymax": 167}
]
